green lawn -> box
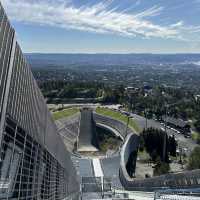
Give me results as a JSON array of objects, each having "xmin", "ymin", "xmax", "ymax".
[
  {"xmin": 95, "ymin": 107, "xmax": 141, "ymax": 133},
  {"xmin": 52, "ymin": 107, "xmax": 79, "ymax": 120},
  {"xmin": 138, "ymin": 150, "xmax": 151, "ymax": 161},
  {"xmin": 192, "ymin": 131, "xmax": 200, "ymax": 141}
]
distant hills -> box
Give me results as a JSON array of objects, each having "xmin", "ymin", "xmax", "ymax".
[{"xmin": 25, "ymin": 53, "xmax": 200, "ymax": 68}]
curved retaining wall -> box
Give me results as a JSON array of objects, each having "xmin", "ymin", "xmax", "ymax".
[
  {"xmin": 96, "ymin": 123, "xmax": 124, "ymax": 140},
  {"xmin": 119, "ymin": 133, "xmax": 200, "ymax": 191},
  {"xmin": 93, "ymin": 113, "xmax": 134, "ymax": 139},
  {"xmin": 120, "ymin": 133, "xmax": 139, "ymax": 179}
]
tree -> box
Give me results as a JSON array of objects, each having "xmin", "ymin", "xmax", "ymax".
[
  {"xmin": 153, "ymin": 159, "xmax": 170, "ymax": 176},
  {"xmin": 168, "ymin": 135, "xmax": 177, "ymax": 157},
  {"xmin": 141, "ymin": 128, "xmax": 167, "ymax": 162},
  {"xmin": 188, "ymin": 146, "xmax": 200, "ymax": 170},
  {"xmin": 140, "ymin": 128, "xmax": 177, "ymax": 163},
  {"xmin": 139, "ymin": 136, "xmax": 145, "ymax": 151},
  {"xmin": 194, "ymin": 119, "xmax": 200, "ymax": 133},
  {"xmin": 126, "ymin": 151, "xmax": 137, "ymax": 178},
  {"xmin": 197, "ymin": 135, "xmax": 200, "ymax": 145}
]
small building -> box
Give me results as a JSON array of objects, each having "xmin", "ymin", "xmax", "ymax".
[
  {"xmin": 143, "ymin": 85, "xmax": 152, "ymax": 92},
  {"xmin": 125, "ymin": 86, "xmax": 139, "ymax": 92},
  {"xmin": 125, "ymin": 87, "xmax": 140, "ymax": 96},
  {"xmin": 143, "ymin": 85, "xmax": 153, "ymax": 96},
  {"xmin": 163, "ymin": 116, "xmax": 191, "ymax": 134}
]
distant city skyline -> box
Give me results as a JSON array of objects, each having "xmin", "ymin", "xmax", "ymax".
[{"xmin": 2, "ymin": 0, "xmax": 200, "ymax": 53}]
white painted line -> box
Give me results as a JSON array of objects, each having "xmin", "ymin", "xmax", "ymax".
[
  {"xmin": 92, "ymin": 158, "xmax": 104, "ymax": 192},
  {"xmin": 92, "ymin": 158, "xmax": 104, "ymax": 177}
]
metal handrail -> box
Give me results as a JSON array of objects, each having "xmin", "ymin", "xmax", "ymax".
[{"xmin": 154, "ymin": 189, "xmax": 200, "ymax": 200}]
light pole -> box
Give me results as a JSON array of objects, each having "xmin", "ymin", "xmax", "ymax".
[
  {"xmin": 144, "ymin": 95, "xmax": 148, "ymax": 130},
  {"xmin": 125, "ymin": 114, "xmax": 130, "ymax": 138},
  {"xmin": 163, "ymin": 104, "xmax": 168, "ymax": 162},
  {"xmin": 144, "ymin": 108, "xmax": 148, "ymax": 129},
  {"xmin": 179, "ymin": 145, "xmax": 184, "ymax": 169}
]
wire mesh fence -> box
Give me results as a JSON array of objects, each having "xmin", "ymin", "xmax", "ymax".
[{"xmin": 0, "ymin": 117, "xmax": 69, "ymax": 199}]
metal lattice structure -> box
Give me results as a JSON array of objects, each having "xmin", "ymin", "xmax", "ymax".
[{"xmin": 0, "ymin": 2, "xmax": 79, "ymax": 199}]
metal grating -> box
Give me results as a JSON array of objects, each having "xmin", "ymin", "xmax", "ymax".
[
  {"xmin": 0, "ymin": 117, "xmax": 68, "ymax": 199},
  {"xmin": 0, "ymin": 2, "xmax": 79, "ymax": 199},
  {"xmin": 81, "ymin": 177, "xmax": 102, "ymax": 193}
]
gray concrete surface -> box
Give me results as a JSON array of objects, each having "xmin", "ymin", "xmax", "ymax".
[
  {"xmin": 78, "ymin": 109, "xmax": 99, "ymax": 152},
  {"xmin": 72, "ymin": 157, "xmax": 94, "ymax": 178},
  {"xmin": 101, "ymin": 155, "xmax": 122, "ymax": 189}
]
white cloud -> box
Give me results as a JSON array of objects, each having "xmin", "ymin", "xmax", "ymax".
[{"xmin": 1, "ymin": 0, "xmax": 200, "ymax": 41}]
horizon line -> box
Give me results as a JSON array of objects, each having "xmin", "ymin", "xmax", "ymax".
[{"xmin": 24, "ymin": 52, "xmax": 200, "ymax": 55}]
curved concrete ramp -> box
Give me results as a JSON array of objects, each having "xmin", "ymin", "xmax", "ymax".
[{"xmin": 78, "ymin": 108, "xmax": 99, "ymax": 152}]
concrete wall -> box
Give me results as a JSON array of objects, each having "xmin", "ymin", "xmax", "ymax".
[
  {"xmin": 93, "ymin": 113, "xmax": 133, "ymax": 139},
  {"xmin": 120, "ymin": 133, "xmax": 139, "ymax": 177},
  {"xmin": 120, "ymin": 167, "xmax": 200, "ymax": 191},
  {"xmin": 78, "ymin": 108, "xmax": 99, "ymax": 151},
  {"xmin": 119, "ymin": 133, "xmax": 200, "ymax": 191}
]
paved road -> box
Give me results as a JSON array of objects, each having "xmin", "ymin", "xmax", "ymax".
[{"xmin": 131, "ymin": 113, "xmax": 198, "ymax": 155}]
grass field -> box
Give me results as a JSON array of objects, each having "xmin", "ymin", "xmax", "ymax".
[
  {"xmin": 52, "ymin": 107, "xmax": 79, "ymax": 120},
  {"xmin": 192, "ymin": 131, "xmax": 200, "ymax": 141},
  {"xmin": 95, "ymin": 107, "xmax": 141, "ymax": 133}
]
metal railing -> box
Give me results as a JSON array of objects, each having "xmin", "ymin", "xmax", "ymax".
[
  {"xmin": 80, "ymin": 176, "xmax": 138, "ymax": 199},
  {"xmin": 154, "ymin": 188, "xmax": 200, "ymax": 200}
]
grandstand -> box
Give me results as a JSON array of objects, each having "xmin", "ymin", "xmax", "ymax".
[{"xmin": 55, "ymin": 114, "xmax": 80, "ymax": 151}]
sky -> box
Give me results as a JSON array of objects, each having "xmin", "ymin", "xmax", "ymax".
[{"xmin": 2, "ymin": 0, "xmax": 200, "ymax": 53}]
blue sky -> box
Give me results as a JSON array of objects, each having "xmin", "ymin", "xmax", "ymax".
[{"xmin": 2, "ymin": 0, "xmax": 200, "ymax": 53}]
